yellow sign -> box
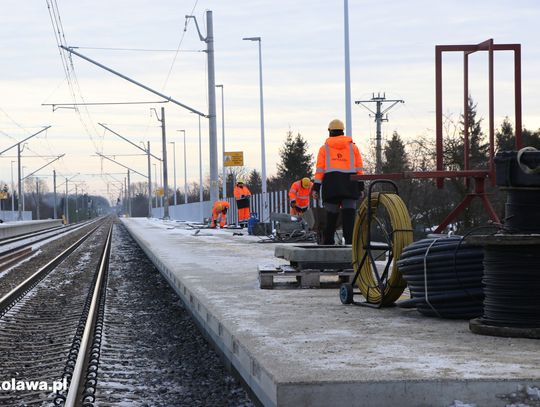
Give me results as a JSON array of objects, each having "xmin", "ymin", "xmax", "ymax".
[
  {"xmin": 156, "ymin": 188, "xmax": 164, "ymax": 197},
  {"xmin": 224, "ymin": 151, "xmax": 244, "ymax": 167},
  {"xmin": 0, "ymin": 191, "xmax": 8, "ymax": 200}
]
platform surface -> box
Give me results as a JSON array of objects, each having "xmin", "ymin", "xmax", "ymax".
[{"xmin": 121, "ymin": 218, "xmax": 540, "ymax": 407}]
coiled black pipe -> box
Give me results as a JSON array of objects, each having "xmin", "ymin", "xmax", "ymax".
[
  {"xmin": 481, "ymin": 245, "xmax": 540, "ymax": 328},
  {"xmin": 397, "ymin": 236, "xmax": 484, "ymax": 319}
]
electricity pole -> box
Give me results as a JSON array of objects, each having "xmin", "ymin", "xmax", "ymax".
[
  {"xmin": 152, "ymin": 107, "xmax": 169, "ymax": 219},
  {"xmin": 53, "ymin": 169, "xmax": 57, "ymax": 219},
  {"xmin": 98, "ymin": 123, "xmax": 159, "ymax": 218},
  {"xmin": 355, "ymin": 93, "xmax": 404, "ymax": 173},
  {"xmin": 186, "ymin": 11, "xmax": 219, "ymax": 203},
  {"xmin": 0, "ymin": 126, "xmax": 51, "ymax": 221}
]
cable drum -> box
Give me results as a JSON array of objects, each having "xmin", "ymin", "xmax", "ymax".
[
  {"xmin": 397, "ymin": 236, "xmax": 484, "ymax": 319},
  {"xmin": 352, "ymin": 192, "xmax": 413, "ymax": 306},
  {"xmin": 481, "ymin": 245, "xmax": 540, "ymax": 328}
]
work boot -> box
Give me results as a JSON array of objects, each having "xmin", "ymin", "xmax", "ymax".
[
  {"xmin": 323, "ymin": 211, "xmax": 340, "ymax": 245},
  {"xmin": 341, "ymin": 208, "xmax": 357, "ymax": 245}
]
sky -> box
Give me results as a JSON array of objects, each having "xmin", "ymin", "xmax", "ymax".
[{"xmin": 1, "ymin": 0, "xmax": 539, "ymax": 204}]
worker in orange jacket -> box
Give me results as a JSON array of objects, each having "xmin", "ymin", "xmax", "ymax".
[
  {"xmin": 311, "ymin": 119, "xmax": 364, "ymax": 245},
  {"xmin": 288, "ymin": 177, "xmax": 313, "ymax": 216},
  {"xmin": 211, "ymin": 200, "xmax": 230, "ymax": 228},
  {"xmin": 233, "ymin": 180, "xmax": 251, "ymax": 226}
]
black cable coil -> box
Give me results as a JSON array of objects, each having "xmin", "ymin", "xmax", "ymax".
[
  {"xmin": 396, "ymin": 236, "xmax": 484, "ymax": 319},
  {"xmin": 481, "ymin": 245, "xmax": 540, "ymax": 328}
]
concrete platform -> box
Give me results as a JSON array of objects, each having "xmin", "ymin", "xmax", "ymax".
[
  {"xmin": 121, "ymin": 218, "xmax": 540, "ymax": 407},
  {"xmin": 0, "ymin": 219, "xmax": 63, "ymax": 239}
]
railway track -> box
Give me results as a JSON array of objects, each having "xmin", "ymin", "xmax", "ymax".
[
  {"xmin": 0, "ymin": 219, "xmax": 253, "ymax": 406},
  {"xmin": 0, "ymin": 219, "xmax": 104, "ymax": 301},
  {"xmin": 0, "ymin": 219, "xmax": 111, "ymax": 406}
]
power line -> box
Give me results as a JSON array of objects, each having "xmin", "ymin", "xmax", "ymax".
[{"xmin": 161, "ymin": 0, "xmax": 200, "ymax": 91}]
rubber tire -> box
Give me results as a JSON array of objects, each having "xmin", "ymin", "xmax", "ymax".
[{"xmin": 340, "ymin": 283, "xmax": 354, "ymax": 305}]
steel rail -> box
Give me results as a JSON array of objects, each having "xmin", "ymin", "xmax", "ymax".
[
  {"xmin": 64, "ymin": 224, "xmax": 113, "ymax": 407},
  {"xmin": 0, "ymin": 222, "xmax": 103, "ymax": 316}
]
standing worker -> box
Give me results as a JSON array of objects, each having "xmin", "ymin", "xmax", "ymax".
[
  {"xmin": 211, "ymin": 200, "xmax": 230, "ymax": 228},
  {"xmin": 288, "ymin": 177, "xmax": 313, "ymax": 216},
  {"xmin": 311, "ymin": 119, "xmax": 364, "ymax": 245},
  {"xmin": 234, "ymin": 180, "xmax": 251, "ymax": 227}
]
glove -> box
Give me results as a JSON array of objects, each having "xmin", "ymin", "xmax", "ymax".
[
  {"xmin": 223, "ymin": 208, "xmax": 228, "ymax": 214},
  {"xmin": 290, "ymin": 200, "xmax": 296, "ymax": 208},
  {"xmin": 311, "ymin": 190, "xmax": 319, "ymax": 199},
  {"xmin": 241, "ymin": 195, "xmax": 246, "ymax": 199}
]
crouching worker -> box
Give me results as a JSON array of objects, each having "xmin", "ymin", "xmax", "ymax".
[
  {"xmin": 289, "ymin": 177, "xmax": 313, "ymax": 216},
  {"xmin": 211, "ymin": 201, "xmax": 230, "ymax": 228}
]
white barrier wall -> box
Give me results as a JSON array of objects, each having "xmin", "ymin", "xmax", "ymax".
[
  {"xmin": 0, "ymin": 219, "xmax": 63, "ymax": 239},
  {"xmin": 151, "ymin": 201, "xmax": 213, "ymax": 223},
  {"xmin": 0, "ymin": 211, "xmax": 33, "ymax": 222},
  {"xmin": 150, "ymin": 189, "xmax": 298, "ymax": 223}
]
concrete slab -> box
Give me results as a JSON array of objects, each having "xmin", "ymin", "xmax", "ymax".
[
  {"xmin": 121, "ymin": 218, "xmax": 540, "ymax": 407},
  {"xmin": 275, "ymin": 244, "xmax": 353, "ymax": 263}
]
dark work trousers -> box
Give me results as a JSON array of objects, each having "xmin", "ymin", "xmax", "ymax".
[{"xmin": 323, "ymin": 199, "xmax": 356, "ymax": 245}]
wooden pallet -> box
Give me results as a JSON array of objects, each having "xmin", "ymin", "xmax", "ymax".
[{"xmin": 258, "ymin": 264, "xmax": 354, "ymax": 289}]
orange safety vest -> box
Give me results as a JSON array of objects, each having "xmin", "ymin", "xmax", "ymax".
[
  {"xmin": 288, "ymin": 180, "xmax": 312, "ymax": 208},
  {"xmin": 233, "ymin": 185, "xmax": 251, "ymax": 200},
  {"xmin": 314, "ymin": 136, "xmax": 364, "ymax": 184}
]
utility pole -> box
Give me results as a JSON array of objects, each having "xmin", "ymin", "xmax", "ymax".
[
  {"xmin": 344, "ymin": 0, "xmax": 352, "ymax": 137},
  {"xmin": 147, "ymin": 141, "xmax": 152, "ymax": 216},
  {"xmin": 152, "ymin": 107, "xmax": 169, "ymax": 219},
  {"xmin": 170, "ymin": 141, "xmax": 177, "ymax": 206},
  {"xmin": 0, "ymin": 126, "xmax": 51, "ymax": 221},
  {"xmin": 355, "ymin": 93, "xmax": 404, "ymax": 173},
  {"xmin": 98, "ymin": 123, "xmax": 159, "ymax": 218},
  {"xmin": 216, "ymin": 84, "xmax": 226, "ymax": 199},
  {"xmin": 127, "ymin": 169, "xmax": 131, "ymax": 217},
  {"xmin": 10, "ymin": 161, "xmax": 15, "ymax": 218},
  {"xmin": 36, "ymin": 178, "xmax": 40, "ymax": 220},
  {"xmin": 65, "ymin": 178, "xmax": 69, "ymax": 223},
  {"xmin": 53, "ymin": 169, "xmax": 57, "ymax": 219},
  {"xmin": 186, "ymin": 11, "xmax": 219, "ymax": 203}
]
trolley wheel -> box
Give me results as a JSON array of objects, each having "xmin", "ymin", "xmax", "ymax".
[{"xmin": 339, "ymin": 283, "xmax": 354, "ymax": 304}]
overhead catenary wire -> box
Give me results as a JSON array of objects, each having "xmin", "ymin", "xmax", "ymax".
[{"xmin": 46, "ymin": 0, "xmax": 104, "ymax": 154}]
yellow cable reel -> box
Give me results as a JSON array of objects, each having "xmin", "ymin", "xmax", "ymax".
[{"xmin": 351, "ymin": 192, "xmax": 413, "ymax": 306}]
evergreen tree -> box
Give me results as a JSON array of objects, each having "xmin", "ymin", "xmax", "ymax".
[
  {"xmin": 495, "ymin": 117, "xmax": 540, "ymax": 151},
  {"xmin": 276, "ymin": 131, "xmax": 314, "ymax": 188},
  {"xmin": 460, "ymin": 96, "xmax": 489, "ymax": 169},
  {"xmin": 523, "ymin": 128, "xmax": 540, "ymax": 149},
  {"xmin": 381, "ymin": 131, "xmax": 409, "ymax": 173},
  {"xmin": 443, "ymin": 96, "xmax": 490, "ymax": 230},
  {"xmin": 496, "ymin": 117, "xmax": 515, "ymax": 151},
  {"xmin": 247, "ymin": 169, "xmax": 262, "ymax": 193}
]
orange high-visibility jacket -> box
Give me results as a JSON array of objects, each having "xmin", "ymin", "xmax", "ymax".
[
  {"xmin": 314, "ymin": 136, "xmax": 363, "ymax": 182},
  {"xmin": 288, "ymin": 180, "xmax": 313, "ymax": 209},
  {"xmin": 233, "ymin": 185, "xmax": 251, "ymax": 200},
  {"xmin": 314, "ymin": 135, "xmax": 364, "ymax": 201},
  {"xmin": 212, "ymin": 200, "xmax": 230, "ymax": 213},
  {"xmin": 234, "ymin": 185, "xmax": 251, "ymax": 210}
]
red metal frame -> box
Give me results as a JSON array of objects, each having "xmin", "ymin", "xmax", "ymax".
[{"xmin": 352, "ymin": 39, "xmax": 523, "ymax": 233}]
